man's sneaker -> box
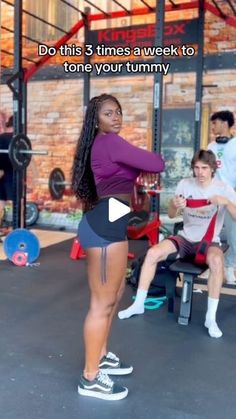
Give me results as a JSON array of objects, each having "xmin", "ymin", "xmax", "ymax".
[
  {"xmin": 78, "ymin": 371, "xmax": 128, "ymax": 401},
  {"xmin": 99, "ymin": 352, "xmax": 133, "ymax": 375},
  {"xmin": 225, "ymin": 267, "xmax": 236, "ymax": 284}
]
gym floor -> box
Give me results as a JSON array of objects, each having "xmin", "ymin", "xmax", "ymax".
[{"xmin": 1, "ymin": 236, "xmax": 236, "ymax": 419}]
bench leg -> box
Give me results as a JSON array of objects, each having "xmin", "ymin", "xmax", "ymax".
[
  {"xmin": 178, "ymin": 273, "xmax": 194, "ymax": 326},
  {"xmin": 166, "ymin": 276, "xmax": 176, "ymax": 314}
]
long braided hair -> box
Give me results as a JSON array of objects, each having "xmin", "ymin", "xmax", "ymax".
[{"xmin": 71, "ymin": 94, "xmax": 122, "ymax": 210}]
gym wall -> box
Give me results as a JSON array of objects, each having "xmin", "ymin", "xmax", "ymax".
[{"xmin": 0, "ymin": 4, "xmax": 235, "ymax": 226}]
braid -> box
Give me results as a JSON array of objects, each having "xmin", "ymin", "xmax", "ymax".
[{"xmin": 71, "ymin": 94, "xmax": 121, "ymax": 210}]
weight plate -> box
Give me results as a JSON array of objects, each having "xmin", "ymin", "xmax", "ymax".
[
  {"xmin": 26, "ymin": 202, "xmax": 39, "ymax": 226},
  {"xmin": 12, "ymin": 251, "xmax": 28, "ymax": 266},
  {"xmin": 49, "ymin": 167, "xmax": 65, "ymax": 200},
  {"xmin": 9, "ymin": 134, "xmax": 32, "ymax": 170},
  {"xmin": 3, "ymin": 228, "xmax": 40, "ymax": 263}
]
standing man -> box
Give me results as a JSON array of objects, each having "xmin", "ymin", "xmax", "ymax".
[
  {"xmin": 0, "ymin": 115, "xmax": 14, "ymax": 230},
  {"xmin": 208, "ymin": 110, "xmax": 236, "ymax": 284}
]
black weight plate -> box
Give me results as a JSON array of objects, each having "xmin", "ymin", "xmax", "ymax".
[
  {"xmin": 9, "ymin": 134, "xmax": 32, "ymax": 170},
  {"xmin": 26, "ymin": 202, "xmax": 39, "ymax": 226},
  {"xmin": 49, "ymin": 167, "xmax": 65, "ymax": 200}
]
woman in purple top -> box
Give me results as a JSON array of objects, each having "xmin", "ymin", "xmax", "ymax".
[{"xmin": 72, "ymin": 93, "xmax": 164, "ymax": 401}]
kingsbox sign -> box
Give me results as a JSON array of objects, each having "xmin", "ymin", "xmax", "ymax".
[{"xmin": 90, "ymin": 18, "xmax": 199, "ymax": 50}]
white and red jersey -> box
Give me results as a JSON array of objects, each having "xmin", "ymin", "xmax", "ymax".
[{"xmin": 175, "ymin": 178, "xmax": 236, "ymax": 243}]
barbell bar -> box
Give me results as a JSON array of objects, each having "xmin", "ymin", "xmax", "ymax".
[
  {"xmin": 12, "ymin": 150, "xmax": 48, "ymax": 155},
  {"xmin": 47, "ymin": 169, "xmax": 177, "ymax": 200},
  {"xmin": 52, "ymin": 181, "xmax": 71, "ymax": 186},
  {"xmin": 0, "ymin": 134, "xmax": 48, "ymax": 170},
  {"xmin": 138, "ymin": 188, "xmax": 173, "ymax": 195},
  {"xmin": 0, "ymin": 149, "xmax": 47, "ymax": 155},
  {"xmin": 47, "ymin": 168, "xmax": 176, "ymax": 201}
]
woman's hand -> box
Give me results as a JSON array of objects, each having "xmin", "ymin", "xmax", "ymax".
[
  {"xmin": 0, "ymin": 170, "xmax": 4, "ymax": 179},
  {"xmin": 140, "ymin": 172, "xmax": 159, "ymax": 188}
]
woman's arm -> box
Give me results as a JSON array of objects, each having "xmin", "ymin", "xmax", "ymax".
[{"xmin": 107, "ymin": 133, "xmax": 165, "ymax": 173}]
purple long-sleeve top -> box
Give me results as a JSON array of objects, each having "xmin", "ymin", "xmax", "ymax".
[{"xmin": 91, "ymin": 132, "xmax": 165, "ymax": 197}]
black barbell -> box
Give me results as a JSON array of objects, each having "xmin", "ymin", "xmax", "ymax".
[
  {"xmin": 0, "ymin": 134, "xmax": 72, "ymax": 201},
  {"xmin": 31, "ymin": 167, "xmax": 71, "ymax": 200},
  {"xmin": 48, "ymin": 167, "xmax": 71, "ymax": 200},
  {"xmin": 47, "ymin": 169, "xmax": 175, "ymax": 200},
  {"xmin": 0, "ymin": 134, "xmax": 48, "ymax": 170}
]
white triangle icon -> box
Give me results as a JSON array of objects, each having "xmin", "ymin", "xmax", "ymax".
[{"xmin": 108, "ymin": 198, "xmax": 131, "ymax": 222}]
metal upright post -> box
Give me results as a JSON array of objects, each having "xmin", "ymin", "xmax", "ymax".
[
  {"xmin": 11, "ymin": 0, "xmax": 25, "ymax": 228},
  {"xmin": 194, "ymin": 0, "xmax": 205, "ymax": 151},
  {"xmin": 151, "ymin": 0, "xmax": 165, "ymax": 214},
  {"xmin": 22, "ymin": 79, "xmax": 28, "ymax": 227},
  {"xmin": 83, "ymin": 7, "xmax": 91, "ymax": 111}
]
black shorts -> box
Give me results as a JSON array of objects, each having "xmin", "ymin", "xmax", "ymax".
[
  {"xmin": 0, "ymin": 172, "xmax": 13, "ymax": 201},
  {"xmin": 78, "ymin": 197, "xmax": 130, "ymax": 283},
  {"xmin": 78, "ymin": 197, "xmax": 130, "ymax": 249},
  {"xmin": 167, "ymin": 235, "xmax": 221, "ymax": 259}
]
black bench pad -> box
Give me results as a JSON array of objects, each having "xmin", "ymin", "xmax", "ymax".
[{"xmin": 169, "ymin": 260, "xmax": 207, "ymax": 275}]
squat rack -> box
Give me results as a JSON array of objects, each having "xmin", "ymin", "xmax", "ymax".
[{"xmin": 1, "ymin": 0, "xmax": 236, "ymax": 226}]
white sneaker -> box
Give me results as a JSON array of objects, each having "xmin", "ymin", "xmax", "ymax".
[{"xmin": 225, "ymin": 267, "xmax": 236, "ymax": 285}]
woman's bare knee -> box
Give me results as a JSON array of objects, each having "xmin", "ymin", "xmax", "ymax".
[{"xmin": 90, "ymin": 297, "xmax": 117, "ymax": 318}]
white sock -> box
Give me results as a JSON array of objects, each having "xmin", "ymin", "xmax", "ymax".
[
  {"xmin": 118, "ymin": 289, "xmax": 148, "ymax": 320},
  {"xmin": 204, "ymin": 297, "xmax": 222, "ymax": 338},
  {"xmin": 206, "ymin": 297, "xmax": 219, "ymax": 322}
]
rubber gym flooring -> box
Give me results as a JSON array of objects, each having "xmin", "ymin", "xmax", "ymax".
[{"xmin": 1, "ymin": 235, "xmax": 236, "ymax": 419}]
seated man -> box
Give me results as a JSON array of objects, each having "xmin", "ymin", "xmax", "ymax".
[{"xmin": 118, "ymin": 150, "xmax": 236, "ymax": 338}]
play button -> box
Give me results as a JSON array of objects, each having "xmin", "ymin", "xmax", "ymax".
[
  {"xmin": 108, "ymin": 197, "xmax": 131, "ymax": 222},
  {"xmin": 79, "ymin": 177, "xmax": 132, "ymax": 244}
]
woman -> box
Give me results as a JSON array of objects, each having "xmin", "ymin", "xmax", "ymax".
[{"xmin": 72, "ymin": 94, "xmax": 165, "ymax": 401}]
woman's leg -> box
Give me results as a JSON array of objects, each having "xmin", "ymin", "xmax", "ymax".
[
  {"xmin": 100, "ymin": 274, "xmax": 126, "ymax": 358},
  {"xmin": 83, "ymin": 241, "xmax": 128, "ymax": 380}
]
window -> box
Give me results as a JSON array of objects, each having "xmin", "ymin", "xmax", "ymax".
[{"xmin": 25, "ymin": 0, "xmax": 81, "ymax": 42}]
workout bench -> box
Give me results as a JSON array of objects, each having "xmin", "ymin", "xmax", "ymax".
[{"xmin": 169, "ymin": 243, "xmax": 229, "ymax": 326}]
